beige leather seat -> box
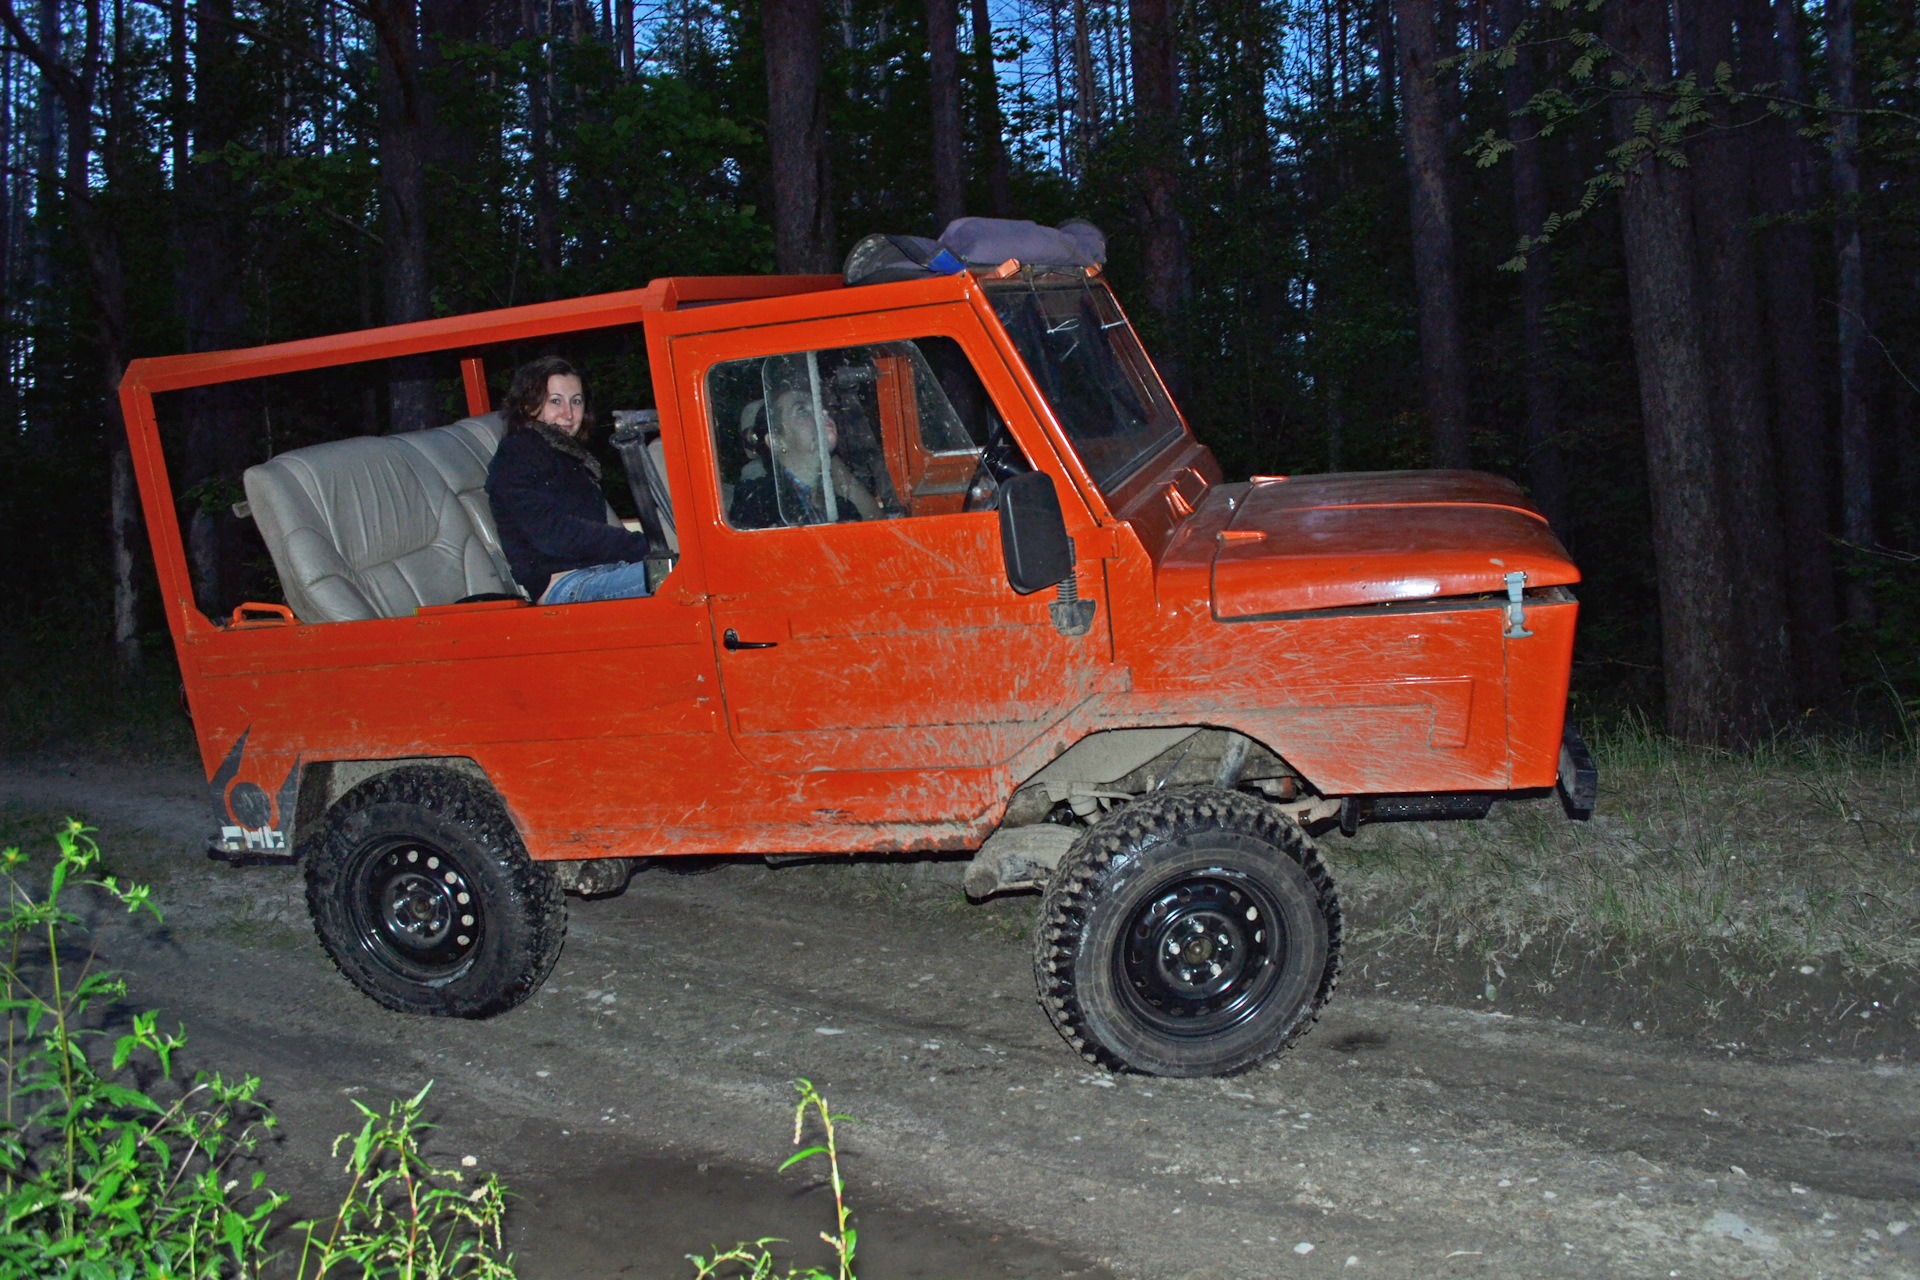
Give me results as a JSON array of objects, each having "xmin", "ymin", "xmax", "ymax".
[
  {"xmin": 392, "ymin": 413, "xmax": 517, "ymax": 583},
  {"xmin": 243, "ymin": 412, "xmax": 520, "ymax": 623}
]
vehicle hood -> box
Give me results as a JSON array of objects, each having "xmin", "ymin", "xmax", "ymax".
[{"xmin": 1169, "ymin": 470, "xmax": 1579, "ymax": 618}]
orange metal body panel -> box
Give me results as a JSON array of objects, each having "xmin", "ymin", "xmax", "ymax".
[
  {"xmin": 121, "ymin": 270, "xmax": 1581, "ymax": 862},
  {"xmin": 665, "ymin": 305, "xmax": 1110, "ymax": 789},
  {"xmin": 1506, "ymin": 596, "xmax": 1579, "ymax": 788},
  {"xmin": 1212, "ymin": 472, "xmax": 1580, "ymax": 617}
]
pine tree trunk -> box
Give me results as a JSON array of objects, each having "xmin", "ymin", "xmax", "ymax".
[
  {"xmin": 1606, "ymin": 0, "xmax": 1743, "ymax": 745},
  {"xmin": 103, "ymin": 6, "xmax": 140, "ymax": 673},
  {"xmin": 1495, "ymin": 0, "xmax": 1565, "ymax": 532},
  {"xmin": 177, "ymin": 0, "xmax": 258, "ymax": 619},
  {"xmin": 1678, "ymin": 0, "xmax": 1793, "ymax": 734},
  {"xmin": 1071, "ymin": 0, "xmax": 1096, "ymax": 165},
  {"xmin": 1, "ymin": 22, "xmax": 18, "ymax": 431},
  {"xmin": 524, "ymin": 0, "xmax": 559, "ymax": 293},
  {"xmin": 1393, "ymin": 0, "xmax": 1470, "ymax": 468},
  {"xmin": 1375, "ymin": 0, "xmax": 1394, "ymax": 118},
  {"xmin": 1048, "ymin": 0, "xmax": 1069, "ymax": 177},
  {"xmin": 1827, "ymin": 0, "xmax": 1875, "ymax": 627},
  {"xmin": 5, "ymin": 0, "xmax": 143, "ymax": 669},
  {"xmin": 423, "ymin": 0, "xmax": 484, "ymax": 175},
  {"xmin": 371, "ymin": 0, "xmax": 435, "ymax": 432},
  {"xmin": 765, "ymin": 0, "xmax": 835, "ymax": 271},
  {"xmin": 969, "ymin": 0, "xmax": 1011, "ymax": 216},
  {"xmin": 1129, "ymin": 0, "xmax": 1189, "ymax": 396},
  {"xmin": 110, "ymin": 435, "xmax": 140, "ymax": 671},
  {"xmin": 1234, "ymin": 0, "xmax": 1270, "ymax": 198},
  {"xmin": 26, "ymin": 0, "xmax": 61, "ymax": 446},
  {"xmin": 929, "ymin": 0, "xmax": 964, "ymax": 230},
  {"xmin": 1742, "ymin": 0, "xmax": 1838, "ymax": 708}
]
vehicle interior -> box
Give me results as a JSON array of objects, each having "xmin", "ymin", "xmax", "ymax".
[
  {"xmin": 706, "ymin": 337, "xmax": 994, "ymax": 530},
  {"xmin": 228, "ymin": 331, "xmax": 1016, "ymax": 625},
  {"xmin": 189, "ymin": 313, "xmax": 653, "ymax": 625}
]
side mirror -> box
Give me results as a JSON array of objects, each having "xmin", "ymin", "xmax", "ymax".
[{"xmin": 998, "ymin": 471, "xmax": 1073, "ymax": 594}]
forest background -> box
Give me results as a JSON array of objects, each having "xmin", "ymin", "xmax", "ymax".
[{"xmin": 0, "ymin": 0, "xmax": 1914, "ymax": 750}]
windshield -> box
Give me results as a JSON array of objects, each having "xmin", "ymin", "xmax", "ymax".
[{"xmin": 985, "ymin": 278, "xmax": 1185, "ymax": 494}]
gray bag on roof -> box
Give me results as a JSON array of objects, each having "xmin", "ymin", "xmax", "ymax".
[
  {"xmin": 937, "ymin": 217, "xmax": 1105, "ymax": 270},
  {"xmin": 841, "ymin": 218, "xmax": 1107, "ymax": 286}
]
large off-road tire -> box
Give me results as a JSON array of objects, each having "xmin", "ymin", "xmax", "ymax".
[
  {"xmin": 1033, "ymin": 786, "xmax": 1341, "ymax": 1076},
  {"xmin": 307, "ymin": 768, "xmax": 566, "ymax": 1018}
]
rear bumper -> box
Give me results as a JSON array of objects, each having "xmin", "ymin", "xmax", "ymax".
[{"xmin": 1556, "ymin": 723, "xmax": 1598, "ymax": 820}]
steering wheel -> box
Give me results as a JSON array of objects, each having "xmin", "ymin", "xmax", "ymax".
[{"xmin": 962, "ymin": 418, "xmax": 1032, "ymax": 512}]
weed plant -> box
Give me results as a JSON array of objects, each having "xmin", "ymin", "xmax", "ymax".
[
  {"xmin": 0, "ymin": 819, "xmax": 283, "ymax": 1276},
  {"xmin": 292, "ymin": 1085, "xmax": 514, "ymax": 1279},
  {"xmin": 688, "ymin": 1079, "xmax": 856, "ymax": 1280},
  {"xmin": 0, "ymin": 820, "xmax": 518, "ymax": 1278},
  {"xmin": 1332, "ymin": 721, "xmax": 1920, "ymax": 977}
]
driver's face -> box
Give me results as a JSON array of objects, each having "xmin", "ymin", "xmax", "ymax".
[{"xmin": 774, "ymin": 394, "xmax": 837, "ymax": 456}]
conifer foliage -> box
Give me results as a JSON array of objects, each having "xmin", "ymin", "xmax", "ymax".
[{"xmin": 0, "ymin": 0, "xmax": 1913, "ymax": 740}]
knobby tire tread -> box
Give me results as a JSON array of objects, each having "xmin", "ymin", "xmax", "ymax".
[
  {"xmin": 1033, "ymin": 786, "xmax": 1342, "ymax": 1074},
  {"xmin": 307, "ymin": 767, "xmax": 566, "ymax": 1018}
]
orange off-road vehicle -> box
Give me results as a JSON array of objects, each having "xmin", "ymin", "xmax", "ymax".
[{"xmin": 123, "ymin": 223, "xmax": 1593, "ymax": 1077}]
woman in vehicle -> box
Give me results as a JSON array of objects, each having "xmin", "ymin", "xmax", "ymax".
[
  {"xmin": 729, "ymin": 386, "xmax": 883, "ymax": 528},
  {"xmin": 485, "ymin": 357, "xmax": 655, "ymax": 603}
]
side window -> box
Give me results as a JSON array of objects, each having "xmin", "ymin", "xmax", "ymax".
[
  {"xmin": 916, "ymin": 335, "xmax": 1002, "ymax": 448},
  {"xmin": 709, "ymin": 338, "xmax": 1000, "ymax": 530}
]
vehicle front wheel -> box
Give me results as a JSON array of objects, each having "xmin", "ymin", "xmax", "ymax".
[
  {"xmin": 307, "ymin": 768, "xmax": 566, "ymax": 1018},
  {"xmin": 1033, "ymin": 787, "xmax": 1341, "ymax": 1076}
]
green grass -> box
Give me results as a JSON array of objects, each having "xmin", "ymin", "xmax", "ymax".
[
  {"xmin": 1330, "ymin": 724, "xmax": 1920, "ymax": 976},
  {"xmin": 0, "ymin": 634, "xmax": 196, "ymax": 765}
]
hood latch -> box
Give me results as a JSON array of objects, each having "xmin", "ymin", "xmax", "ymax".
[{"xmin": 1503, "ymin": 570, "xmax": 1533, "ymax": 639}]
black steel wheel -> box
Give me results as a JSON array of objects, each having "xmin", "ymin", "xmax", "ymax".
[
  {"xmin": 1034, "ymin": 786, "xmax": 1340, "ymax": 1076},
  {"xmin": 307, "ymin": 768, "xmax": 565, "ymax": 1018},
  {"xmin": 350, "ymin": 840, "xmax": 483, "ymax": 977}
]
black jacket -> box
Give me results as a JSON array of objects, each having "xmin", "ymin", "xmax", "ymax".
[
  {"xmin": 486, "ymin": 428, "xmax": 649, "ymax": 596},
  {"xmin": 729, "ymin": 465, "xmax": 865, "ymax": 530}
]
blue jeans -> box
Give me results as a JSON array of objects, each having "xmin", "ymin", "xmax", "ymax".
[{"xmin": 541, "ymin": 560, "xmax": 654, "ymax": 604}]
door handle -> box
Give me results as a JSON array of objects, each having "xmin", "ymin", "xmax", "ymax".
[{"xmin": 723, "ymin": 628, "xmax": 778, "ymax": 651}]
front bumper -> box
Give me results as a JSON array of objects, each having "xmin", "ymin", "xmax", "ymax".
[{"xmin": 1556, "ymin": 723, "xmax": 1599, "ymax": 819}]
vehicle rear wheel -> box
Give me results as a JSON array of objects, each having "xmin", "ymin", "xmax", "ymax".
[
  {"xmin": 307, "ymin": 768, "xmax": 565, "ymax": 1018},
  {"xmin": 1033, "ymin": 786, "xmax": 1340, "ymax": 1076}
]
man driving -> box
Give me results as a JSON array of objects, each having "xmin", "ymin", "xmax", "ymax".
[{"xmin": 729, "ymin": 385, "xmax": 882, "ymax": 528}]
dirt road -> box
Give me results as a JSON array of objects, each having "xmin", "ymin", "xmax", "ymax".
[{"xmin": 3, "ymin": 760, "xmax": 1916, "ymax": 1279}]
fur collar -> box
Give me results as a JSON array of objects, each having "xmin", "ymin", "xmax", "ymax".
[{"xmin": 526, "ymin": 423, "xmax": 600, "ymax": 480}]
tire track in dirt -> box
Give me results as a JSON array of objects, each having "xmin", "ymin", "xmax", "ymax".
[{"xmin": 5, "ymin": 761, "xmax": 1918, "ymax": 1279}]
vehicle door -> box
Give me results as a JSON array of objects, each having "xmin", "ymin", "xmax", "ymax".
[{"xmin": 669, "ymin": 305, "xmax": 1111, "ymax": 779}]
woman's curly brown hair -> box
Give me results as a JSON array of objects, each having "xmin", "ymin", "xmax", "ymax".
[{"xmin": 503, "ymin": 357, "xmax": 593, "ymax": 434}]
